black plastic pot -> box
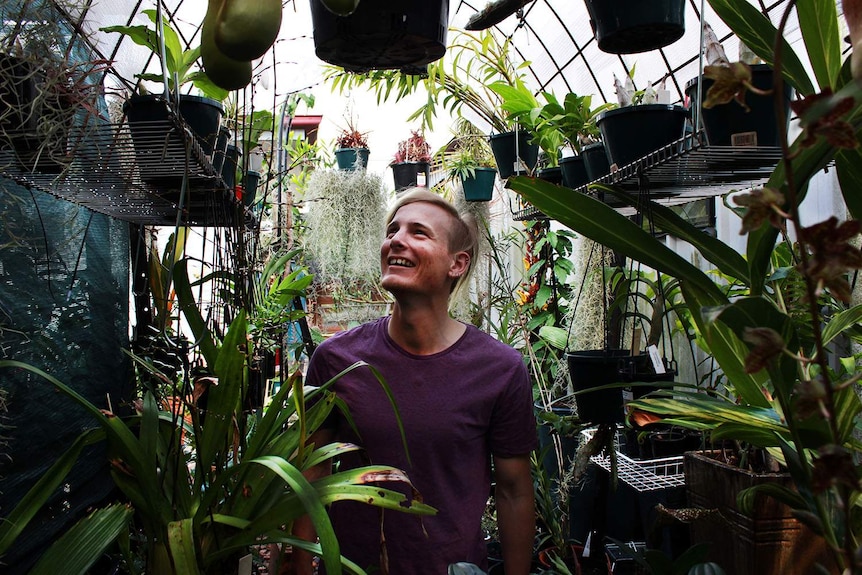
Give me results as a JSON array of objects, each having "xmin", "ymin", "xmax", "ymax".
[
  {"xmin": 686, "ymin": 64, "xmax": 792, "ymax": 147},
  {"xmin": 221, "ymin": 144, "xmax": 241, "ymax": 189},
  {"xmin": 489, "ymin": 130, "xmax": 539, "ymax": 179},
  {"xmin": 583, "ymin": 0, "xmax": 686, "ymax": 54},
  {"xmin": 461, "ymin": 167, "xmax": 496, "ymax": 201},
  {"xmin": 391, "ymin": 161, "xmax": 430, "ymax": 190},
  {"xmin": 310, "ymin": 0, "xmax": 448, "ymax": 70},
  {"xmin": 124, "ymin": 94, "xmax": 224, "ymax": 157},
  {"xmin": 243, "ymin": 170, "xmax": 261, "ymax": 207},
  {"xmin": 581, "ymin": 142, "xmax": 611, "ymax": 181},
  {"xmin": 537, "ymin": 166, "xmax": 563, "ymax": 185},
  {"xmin": 567, "ymin": 350, "xmax": 674, "ymax": 424},
  {"xmin": 596, "ymin": 104, "xmax": 687, "ymax": 169},
  {"xmin": 334, "ymin": 147, "xmax": 369, "ymax": 171},
  {"xmin": 559, "ymin": 155, "xmax": 588, "ymax": 189}
]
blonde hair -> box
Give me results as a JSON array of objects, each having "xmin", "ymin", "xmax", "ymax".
[{"xmin": 385, "ymin": 188, "xmax": 478, "ymax": 296}]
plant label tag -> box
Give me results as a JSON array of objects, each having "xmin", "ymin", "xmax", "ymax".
[
  {"xmin": 731, "ymin": 131, "xmax": 758, "ymax": 147},
  {"xmin": 417, "ymin": 172, "xmax": 426, "ymax": 187},
  {"xmin": 648, "ymin": 345, "xmax": 666, "ymax": 374},
  {"xmin": 238, "ymin": 554, "xmax": 252, "ymax": 575}
]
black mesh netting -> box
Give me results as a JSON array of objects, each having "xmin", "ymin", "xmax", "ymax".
[{"xmin": 0, "ymin": 181, "xmax": 131, "ymax": 573}]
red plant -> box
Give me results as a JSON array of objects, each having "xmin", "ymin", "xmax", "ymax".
[{"xmin": 393, "ymin": 130, "xmax": 431, "ymax": 163}]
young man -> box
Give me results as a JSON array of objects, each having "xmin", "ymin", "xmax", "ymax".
[{"xmin": 291, "ymin": 189, "xmax": 536, "ymax": 574}]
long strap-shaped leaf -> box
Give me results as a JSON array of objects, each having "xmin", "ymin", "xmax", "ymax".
[
  {"xmin": 168, "ymin": 518, "xmax": 202, "ymax": 575},
  {"xmin": 29, "ymin": 504, "xmax": 133, "ymax": 575},
  {"xmin": 507, "ymin": 176, "xmax": 728, "ymax": 303},
  {"xmin": 0, "ymin": 427, "xmax": 103, "ymax": 555}
]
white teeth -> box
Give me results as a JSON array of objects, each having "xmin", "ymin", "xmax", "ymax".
[{"xmin": 389, "ymin": 258, "xmax": 414, "ymax": 267}]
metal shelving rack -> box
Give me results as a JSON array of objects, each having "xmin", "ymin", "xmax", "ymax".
[
  {"xmin": 513, "ymin": 130, "xmax": 783, "ymax": 221},
  {"xmin": 0, "ymin": 114, "xmax": 243, "ymax": 227},
  {"xmin": 582, "ymin": 428, "xmax": 685, "ymax": 492}
]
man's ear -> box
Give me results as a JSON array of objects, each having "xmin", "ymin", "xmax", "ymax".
[{"xmin": 449, "ymin": 251, "xmax": 470, "ymax": 279}]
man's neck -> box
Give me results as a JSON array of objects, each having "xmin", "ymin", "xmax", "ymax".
[{"xmin": 388, "ymin": 298, "xmax": 465, "ymax": 356}]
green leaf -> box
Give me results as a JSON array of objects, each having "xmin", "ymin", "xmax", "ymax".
[
  {"xmin": 538, "ymin": 326, "xmax": 568, "ymax": 350},
  {"xmin": 596, "ymin": 184, "xmax": 750, "ymax": 284},
  {"xmin": 835, "ymin": 146, "xmax": 862, "ymax": 221},
  {"xmin": 0, "ymin": 427, "xmax": 104, "ymax": 555},
  {"xmin": 506, "ymin": 177, "xmax": 726, "ymax": 303},
  {"xmin": 29, "ymin": 504, "xmax": 133, "ymax": 575},
  {"xmin": 821, "ymin": 305, "xmax": 862, "ymax": 347},
  {"xmin": 167, "ymin": 519, "xmax": 201, "ymax": 575},
  {"xmin": 796, "ymin": 0, "xmax": 842, "ymax": 90}
]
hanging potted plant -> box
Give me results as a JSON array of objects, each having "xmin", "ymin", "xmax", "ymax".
[
  {"xmin": 302, "ymin": 168, "xmax": 389, "ymax": 332},
  {"xmin": 390, "ymin": 129, "xmax": 431, "ymax": 190},
  {"xmin": 440, "ymin": 119, "xmax": 498, "ymax": 202},
  {"xmin": 309, "ymin": 0, "xmax": 449, "ymax": 71},
  {"xmin": 333, "ymin": 116, "xmax": 370, "ymax": 171},
  {"xmin": 582, "ymin": 0, "xmax": 686, "ymax": 55},
  {"xmin": 0, "ymin": 1, "xmax": 108, "ymax": 173}
]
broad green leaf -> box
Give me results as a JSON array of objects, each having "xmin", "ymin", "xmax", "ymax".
[
  {"xmin": 173, "ymin": 258, "xmax": 218, "ymax": 365},
  {"xmin": 796, "ymin": 0, "xmax": 842, "ymax": 90},
  {"xmin": 538, "ymin": 326, "xmax": 568, "ymax": 350},
  {"xmin": 506, "ymin": 177, "xmax": 726, "ymax": 302},
  {"xmin": 29, "ymin": 504, "xmax": 133, "ymax": 575},
  {"xmin": 0, "ymin": 427, "xmax": 104, "ymax": 555},
  {"xmin": 596, "ymin": 184, "xmax": 750, "ymax": 284},
  {"xmin": 168, "ymin": 519, "xmax": 201, "ymax": 575},
  {"xmin": 821, "ymin": 305, "xmax": 862, "ymax": 347}
]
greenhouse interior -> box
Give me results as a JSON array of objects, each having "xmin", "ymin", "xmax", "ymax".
[{"xmin": 1, "ymin": 0, "xmax": 861, "ymax": 573}]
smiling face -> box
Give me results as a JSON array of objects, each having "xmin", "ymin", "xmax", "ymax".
[{"xmin": 380, "ymin": 201, "xmax": 469, "ymax": 298}]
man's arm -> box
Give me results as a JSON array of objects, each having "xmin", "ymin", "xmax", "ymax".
[
  {"xmin": 493, "ymin": 453, "xmax": 535, "ymax": 575},
  {"xmin": 286, "ymin": 427, "xmax": 336, "ymax": 575}
]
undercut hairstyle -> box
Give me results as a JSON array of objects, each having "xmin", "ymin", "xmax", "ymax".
[{"xmin": 384, "ymin": 188, "xmax": 479, "ymax": 296}]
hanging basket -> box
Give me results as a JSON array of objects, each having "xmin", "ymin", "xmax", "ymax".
[
  {"xmin": 334, "ymin": 147, "xmax": 369, "ymax": 171},
  {"xmin": 391, "ymin": 161, "xmax": 429, "ymax": 191},
  {"xmin": 310, "ymin": 0, "xmax": 449, "ymax": 71},
  {"xmin": 461, "ymin": 167, "xmax": 496, "ymax": 202},
  {"xmin": 583, "ymin": 0, "xmax": 686, "ymax": 54},
  {"xmin": 488, "ymin": 130, "xmax": 539, "ymax": 179},
  {"xmin": 567, "ymin": 350, "xmax": 674, "ymax": 424}
]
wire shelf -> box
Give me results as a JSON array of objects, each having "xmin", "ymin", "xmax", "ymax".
[
  {"xmin": 513, "ymin": 131, "xmax": 782, "ymax": 221},
  {"xmin": 0, "ymin": 114, "xmax": 243, "ymax": 227},
  {"xmin": 581, "ymin": 428, "xmax": 685, "ymax": 493}
]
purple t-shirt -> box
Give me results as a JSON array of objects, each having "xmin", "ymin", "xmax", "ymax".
[{"xmin": 305, "ymin": 317, "xmax": 537, "ymax": 574}]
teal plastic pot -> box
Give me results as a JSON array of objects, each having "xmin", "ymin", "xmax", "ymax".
[
  {"xmin": 334, "ymin": 147, "xmax": 369, "ymax": 171},
  {"xmin": 596, "ymin": 104, "xmax": 687, "ymax": 169},
  {"xmin": 686, "ymin": 64, "xmax": 791, "ymax": 147},
  {"xmin": 559, "ymin": 156, "xmax": 588, "ymax": 189},
  {"xmin": 461, "ymin": 167, "xmax": 496, "ymax": 202},
  {"xmin": 583, "ymin": 0, "xmax": 686, "ymax": 54},
  {"xmin": 489, "ymin": 131, "xmax": 538, "ymax": 179}
]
